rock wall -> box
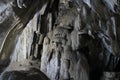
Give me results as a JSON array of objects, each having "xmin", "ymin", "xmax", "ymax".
[
  {"xmin": 11, "ymin": 13, "xmax": 38, "ymax": 62},
  {"xmin": 0, "ymin": 0, "xmax": 120, "ymax": 80}
]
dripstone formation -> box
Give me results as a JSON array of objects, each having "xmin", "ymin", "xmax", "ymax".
[{"xmin": 0, "ymin": 0, "xmax": 120, "ymax": 80}]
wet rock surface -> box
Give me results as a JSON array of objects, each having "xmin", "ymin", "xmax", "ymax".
[{"xmin": 0, "ymin": 0, "xmax": 120, "ymax": 80}]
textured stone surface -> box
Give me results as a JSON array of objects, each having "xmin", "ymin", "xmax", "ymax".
[
  {"xmin": 0, "ymin": 68, "xmax": 49, "ymax": 80},
  {"xmin": 0, "ymin": 0, "xmax": 120, "ymax": 80},
  {"xmin": 11, "ymin": 12, "xmax": 38, "ymax": 62}
]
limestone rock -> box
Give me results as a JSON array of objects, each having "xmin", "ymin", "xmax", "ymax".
[
  {"xmin": 0, "ymin": 0, "xmax": 120, "ymax": 80},
  {"xmin": 0, "ymin": 68, "xmax": 49, "ymax": 80}
]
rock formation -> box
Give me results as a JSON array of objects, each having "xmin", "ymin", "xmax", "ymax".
[{"xmin": 0, "ymin": 0, "xmax": 120, "ymax": 80}]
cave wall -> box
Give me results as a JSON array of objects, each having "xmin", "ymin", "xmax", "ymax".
[
  {"xmin": 0, "ymin": 1, "xmax": 16, "ymax": 53},
  {"xmin": 0, "ymin": 0, "xmax": 120, "ymax": 80},
  {"xmin": 11, "ymin": 13, "xmax": 38, "ymax": 62}
]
